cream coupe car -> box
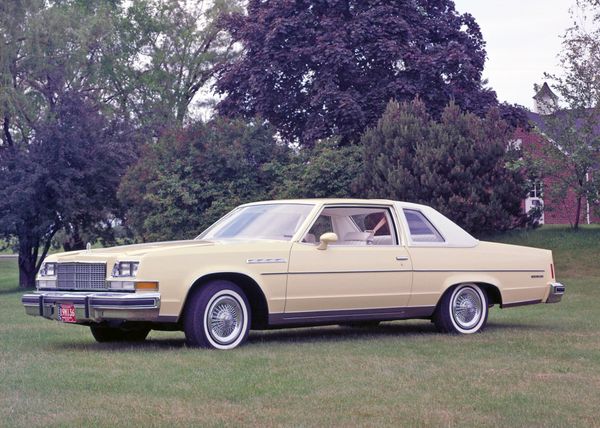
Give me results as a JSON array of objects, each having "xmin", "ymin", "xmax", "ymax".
[{"xmin": 22, "ymin": 199, "xmax": 565, "ymax": 349}]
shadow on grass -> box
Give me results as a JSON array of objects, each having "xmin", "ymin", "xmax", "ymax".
[
  {"xmin": 0, "ymin": 287, "xmax": 26, "ymax": 296},
  {"xmin": 48, "ymin": 320, "xmax": 552, "ymax": 352}
]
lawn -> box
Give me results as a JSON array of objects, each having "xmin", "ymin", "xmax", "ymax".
[{"xmin": 1, "ymin": 227, "xmax": 599, "ymax": 427}]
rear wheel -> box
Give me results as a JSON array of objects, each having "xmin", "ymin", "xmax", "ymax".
[
  {"xmin": 433, "ymin": 284, "xmax": 488, "ymax": 334},
  {"xmin": 184, "ymin": 280, "xmax": 250, "ymax": 350},
  {"xmin": 90, "ymin": 325, "xmax": 150, "ymax": 342}
]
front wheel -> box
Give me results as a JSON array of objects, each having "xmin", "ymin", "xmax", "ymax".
[
  {"xmin": 184, "ymin": 280, "xmax": 251, "ymax": 350},
  {"xmin": 433, "ymin": 284, "xmax": 488, "ymax": 334}
]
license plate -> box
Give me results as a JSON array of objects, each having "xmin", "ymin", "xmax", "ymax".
[{"xmin": 58, "ymin": 304, "xmax": 77, "ymax": 323}]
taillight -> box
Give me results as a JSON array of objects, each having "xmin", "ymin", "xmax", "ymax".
[{"xmin": 550, "ymin": 263, "xmax": 555, "ymax": 279}]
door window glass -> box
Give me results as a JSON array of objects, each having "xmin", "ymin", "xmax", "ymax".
[{"xmin": 303, "ymin": 207, "xmax": 397, "ymax": 246}]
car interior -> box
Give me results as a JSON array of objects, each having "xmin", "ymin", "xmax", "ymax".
[{"xmin": 302, "ymin": 207, "xmax": 397, "ymax": 246}]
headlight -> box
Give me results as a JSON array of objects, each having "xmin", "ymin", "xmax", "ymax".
[
  {"xmin": 39, "ymin": 262, "xmax": 57, "ymax": 277},
  {"xmin": 37, "ymin": 279, "xmax": 57, "ymax": 289},
  {"xmin": 108, "ymin": 281, "xmax": 136, "ymax": 291},
  {"xmin": 112, "ymin": 261, "xmax": 139, "ymax": 278}
]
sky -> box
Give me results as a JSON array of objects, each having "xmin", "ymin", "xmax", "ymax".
[{"xmin": 453, "ymin": 0, "xmax": 578, "ymax": 109}]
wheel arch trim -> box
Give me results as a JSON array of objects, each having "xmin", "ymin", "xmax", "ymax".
[
  {"xmin": 438, "ymin": 275, "xmax": 504, "ymax": 307},
  {"xmin": 179, "ymin": 271, "xmax": 270, "ymax": 329}
]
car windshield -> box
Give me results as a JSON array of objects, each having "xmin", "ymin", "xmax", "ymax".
[{"xmin": 197, "ymin": 204, "xmax": 315, "ymax": 241}]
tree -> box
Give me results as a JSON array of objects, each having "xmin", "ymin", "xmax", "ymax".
[
  {"xmin": 119, "ymin": 118, "xmax": 290, "ymax": 241},
  {"xmin": 216, "ymin": 0, "xmax": 498, "ymax": 146},
  {"xmin": 112, "ymin": 0, "xmax": 243, "ymax": 135},
  {"xmin": 356, "ymin": 100, "xmax": 527, "ymax": 234},
  {"xmin": 532, "ymin": 1, "xmax": 600, "ymax": 228},
  {"xmin": 275, "ymin": 137, "xmax": 363, "ymax": 199},
  {"xmin": 0, "ymin": 93, "xmax": 136, "ymax": 287},
  {"xmin": 0, "ymin": 1, "xmax": 138, "ymax": 287}
]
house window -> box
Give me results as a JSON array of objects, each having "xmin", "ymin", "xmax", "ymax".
[{"xmin": 529, "ymin": 180, "xmax": 543, "ymax": 198}]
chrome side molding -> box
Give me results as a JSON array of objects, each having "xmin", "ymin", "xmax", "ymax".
[{"xmin": 246, "ymin": 258, "xmax": 288, "ymax": 264}]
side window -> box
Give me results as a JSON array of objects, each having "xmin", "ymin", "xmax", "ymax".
[
  {"xmin": 403, "ymin": 209, "xmax": 444, "ymax": 243},
  {"xmin": 302, "ymin": 207, "xmax": 397, "ymax": 246},
  {"xmin": 351, "ymin": 213, "xmax": 391, "ymax": 237},
  {"xmin": 303, "ymin": 215, "xmax": 332, "ymax": 243}
]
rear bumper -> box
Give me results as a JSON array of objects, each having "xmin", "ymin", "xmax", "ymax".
[
  {"xmin": 546, "ymin": 282, "xmax": 565, "ymax": 304},
  {"xmin": 22, "ymin": 291, "xmax": 160, "ymax": 323}
]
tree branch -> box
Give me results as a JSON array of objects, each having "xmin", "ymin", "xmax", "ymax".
[
  {"xmin": 3, "ymin": 115, "xmax": 14, "ymax": 147},
  {"xmin": 35, "ymin": 224, "xmax": 60, "ymax": 272}
]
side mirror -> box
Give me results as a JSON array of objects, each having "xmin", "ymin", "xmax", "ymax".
[{"xmin": 317, "ymin": 232, "xmax": 338, "ymax": 250}]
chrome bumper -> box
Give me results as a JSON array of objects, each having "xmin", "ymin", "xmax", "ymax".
[
  {"xmin": 22, "ymin": 291, "xmax": 160, "ymax": 323},
  {"xmin": 546, "ymin": 282, "xmax": 565, "ymax": 304}
]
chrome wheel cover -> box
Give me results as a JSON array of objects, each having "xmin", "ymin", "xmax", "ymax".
[
  {"xmin": 451, "ymin": 287, "xmax": 482, "ymax": 330},
  {"xmin": 206, "ymin": 295, "xmax": 244, "ymax": 345}
]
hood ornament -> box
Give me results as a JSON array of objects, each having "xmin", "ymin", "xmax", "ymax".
[{"xmin": 86, "ymin": 242, "xmax": 92, "ymax": 252}]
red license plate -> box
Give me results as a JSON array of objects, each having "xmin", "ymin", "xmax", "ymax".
[{"xmin": 59, "ymin": 304, "xmax": 77, "ymax": 323}]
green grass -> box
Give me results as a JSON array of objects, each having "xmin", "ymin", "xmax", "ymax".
[{"xmin": 1, "ymin": 227, "xmax": 599, "ymax": 427}]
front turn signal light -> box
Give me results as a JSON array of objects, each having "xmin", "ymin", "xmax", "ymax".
[{"xmin": 135, "ymin": 281, "xmax": 159, "ymax": 292}]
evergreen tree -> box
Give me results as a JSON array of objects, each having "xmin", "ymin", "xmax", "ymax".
[{"xmin": 357, "ymin": 100, "xmax": 527, "ymax": 233}]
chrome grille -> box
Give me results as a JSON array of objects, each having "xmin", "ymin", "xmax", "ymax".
[{"xmin": 56, "ymin": 263, "xmax": 107, "ymax": 290}]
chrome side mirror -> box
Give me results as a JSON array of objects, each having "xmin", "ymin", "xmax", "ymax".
[{"xmin": 317, "ymin": 232, "xmax": 338, "ymax": 250}]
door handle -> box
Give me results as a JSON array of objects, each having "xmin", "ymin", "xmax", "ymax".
[{"xmin": 395, "ymin": 256, "xmax": 409, "ymax": 261}]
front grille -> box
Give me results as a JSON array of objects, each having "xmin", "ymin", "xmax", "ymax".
[{"xmin": 56, "ymin": 263, "xmax": 108, "ymax": 291}]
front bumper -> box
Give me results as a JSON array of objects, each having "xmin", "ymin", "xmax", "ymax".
[
  {"xmin": 546, "ymin": 282, "xmax": 565, "ymax": 304},
  {"xmin": 22, "ymin": 291, "xmax": 160, "ymax": 323}
]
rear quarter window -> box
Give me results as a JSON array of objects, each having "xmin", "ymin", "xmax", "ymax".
[{"xmin": 403, "ymin": 209, "xmax": 445, "ymax": 243}]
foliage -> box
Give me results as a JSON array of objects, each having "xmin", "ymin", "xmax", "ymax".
[
  {"xmin": 532, "ymin": 2, "xmax": 600, "ymax": 228},
  {"xmin": 119, "ymin": 118, "xmax": 290, "ymax": 241},
  {"xmin": 275, "ymin": 138, "xmax": 363, "ymax": 199},
  {"xmin": 216, "ymin": 0, "xmax": 498, "ymax": 146},
  {"xmin": 356, "ymin": 100, "xmax": 527, "ymax": 234},
  {"xmin": 113, "ymin": 0, "xmax": 243, "ymax": 133},
  {"xmin": 0, "ymin": 0, "xmax": 241, "ymax": 285},
  {"xmin": 0, "ymin": 1, "xmax": 139, "ymax": 287},
  {"xmin": 498, "ymin": 102, "xmax": 532, "ymax": 130},
  {"xmin": 0, "ymin": 93, "xmax": 136, "ymax": 286}
]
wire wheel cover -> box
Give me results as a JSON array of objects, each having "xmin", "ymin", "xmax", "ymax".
[
  {"xmin": 452, "ymin": 287, "xmax": 482, "ymax": 329},
  {"xmin": 207, "ymin": 295, "xmax": 244, "ymax": 345}
]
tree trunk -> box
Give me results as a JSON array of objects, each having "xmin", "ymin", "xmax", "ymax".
[
  {"xmin": 573, "ymin": 195, "xmax": 582, "ymax": 230},
  {"xmin": 18, "ymin": 236, "xmax": 38, "ymax": 288},
  {"xmin": 17, "ymin": 227, "xmax": 58, "ymax": 288},
  {"xmin": 63, "ymin": 224, "xmax": 85, "ymax": 252}
]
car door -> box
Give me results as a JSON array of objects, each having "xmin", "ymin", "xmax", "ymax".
[{"xmin": 284, "ymin": 205, "xmax": 413, "ymax": 315}]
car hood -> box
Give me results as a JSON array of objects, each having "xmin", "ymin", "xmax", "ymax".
[
  {"xmin": 47, "ymin": 238, "xmax": 294, "ymax": 262},
  {"xmin": 52, "ymin": 240, "xmax": 215, "ymax": 260}
]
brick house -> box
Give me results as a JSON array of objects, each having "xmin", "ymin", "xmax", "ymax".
[{"xmin": 514, "ymin": 83, "xmax": 600, "ymax": 225}]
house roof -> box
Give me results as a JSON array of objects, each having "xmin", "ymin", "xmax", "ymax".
[
  {"xmin": 533, "ymin": 82, "xmax": 559, "ymax": 101},
  {"xmin": 527, "ymin": 109, "xmax": 600, "ymax": 137}
]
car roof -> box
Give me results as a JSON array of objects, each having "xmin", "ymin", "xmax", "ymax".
[{"xmin": 241, "ymin": 198, "xmax": 430, "ymax": 209}]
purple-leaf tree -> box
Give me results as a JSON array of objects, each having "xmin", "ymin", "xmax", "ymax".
[{"xmin": 216, "ymin": 0, "xmax": 498, "ymax": 146}]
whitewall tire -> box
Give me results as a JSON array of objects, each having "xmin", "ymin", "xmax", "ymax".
[
  {"xmin": 434, "ymin": 283, "xmax": 488, "ymax": 334},
  {"xmin": 184, "ymin": 281, "xmax": 250, "ymax": 350}
]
